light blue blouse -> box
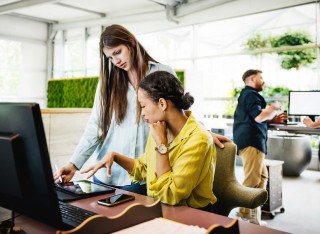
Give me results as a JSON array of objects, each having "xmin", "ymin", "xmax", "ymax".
[{"xmin": 70, "ymin": 62, "xmax": 176, "ymax": 186}]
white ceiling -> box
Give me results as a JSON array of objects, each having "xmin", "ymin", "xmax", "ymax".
[{"xmin": 0, "ymin": 0, "xmax": 317, "ymax": 33}]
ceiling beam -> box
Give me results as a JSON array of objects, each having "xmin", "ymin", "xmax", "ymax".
[
  {"xmin": 9, "ymin": 12, "xmax": 58, "ymax": 24},
  {"xmin": 175, "ymin": 0, "xmax": 236, "ymax": 17},
  {"xmin": 55, "ymin": 2, "xmax": 106, "ymax": 18},
  {"xmin": 52, "ymin": 9, "xmax": 166, "ymax": 31},
  {"xmin": 0, "ymin": 0, "xmax": 60, "ymax": 15}
]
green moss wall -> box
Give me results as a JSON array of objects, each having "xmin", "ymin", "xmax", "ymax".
[
  {"xmin": 47, "ymin": 77, "xmax": 99, "ymax": 108},
  {"xmin": 47, "ymin": 71, "xmax": 184, "ymax": 108},
  {"xmin": 176, "ymin": 70, "xmax": 184, "ymax": 85}
]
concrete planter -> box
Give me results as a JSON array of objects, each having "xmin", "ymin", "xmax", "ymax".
[{"xmin": 266, "ymin": 135, "xmax": 312, "ymax": 176}]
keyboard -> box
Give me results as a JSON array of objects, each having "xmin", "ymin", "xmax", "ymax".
[{"xmin": 59, "ymin": 201, "xmax": 97, "ymax": 227}]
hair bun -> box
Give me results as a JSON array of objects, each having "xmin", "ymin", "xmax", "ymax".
[{"xmin": 180, "ymin": 92, "xmax": 194, "ymax": 109}]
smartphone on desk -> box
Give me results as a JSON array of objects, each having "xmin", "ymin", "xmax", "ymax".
[{"xmin": 98, "ymin": 194, "xmax": 135, "ymax": 207}]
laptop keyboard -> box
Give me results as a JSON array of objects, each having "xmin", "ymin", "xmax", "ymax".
[{"xmin": 59, "ymin": 201, "xmax": 97, "ymax": 227}]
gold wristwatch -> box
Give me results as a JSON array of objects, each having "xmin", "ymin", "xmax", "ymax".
[{"xmin": 155, "ymin": 143, "xmax": 169, "ymax": 154}]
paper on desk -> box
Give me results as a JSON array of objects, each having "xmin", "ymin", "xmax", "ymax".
[{"xmin": 112, "ymin": 217, "xmax": 207, "ymax": 234}]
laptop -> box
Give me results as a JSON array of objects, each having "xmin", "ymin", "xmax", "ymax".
[{"xmin": 0, "ymin": 102, "xmax": 114, "ymax": 229}]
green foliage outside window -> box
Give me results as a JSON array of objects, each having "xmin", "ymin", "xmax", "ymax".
[{"xmin": 245, "ymin": 31, "xmax": 317, "ymax": 70}]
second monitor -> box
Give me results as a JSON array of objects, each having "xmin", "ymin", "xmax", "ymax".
[{"xmin": 288, "ymin": 91, "xmax": 320, "ymax": 121}]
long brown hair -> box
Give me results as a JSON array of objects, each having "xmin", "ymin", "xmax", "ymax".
[{"xmin": 99, "ymin": 24, "xmax": 157, "ymax": 141}]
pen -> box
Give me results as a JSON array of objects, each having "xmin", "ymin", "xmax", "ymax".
[{"xmin": 55, "ymin": 164, "xmax": 63, "ymax": 183}]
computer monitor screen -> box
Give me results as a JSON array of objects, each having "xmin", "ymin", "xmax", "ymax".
[
  {"xmin": 288, "ymin": 91, "xmax": 320, "ymax": 117},
  {"xmin": 0, "ymin": 102, "xmax": 63, "ymax": 227}
]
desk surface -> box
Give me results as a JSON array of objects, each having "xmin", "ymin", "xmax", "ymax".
[
  {"xmin": 268, "ymin": 124, "xmax": 320, "ymax": 135},
  {"xmin": 14, "ymin": 189, "xmax": 289, "ymax": 234}
]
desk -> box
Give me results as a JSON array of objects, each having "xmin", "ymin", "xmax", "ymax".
[
  {"xmin": 12, "ymin": 189, "xmax": 289, "ymax": 234},
  {"xmin": 268, "ymin": 124, "xmax": 320, "ymax": 135}
]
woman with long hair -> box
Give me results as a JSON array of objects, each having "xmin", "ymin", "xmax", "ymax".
[{"xmin": 54, "ymin": 24, "xmax": 228, "ymax": 195}]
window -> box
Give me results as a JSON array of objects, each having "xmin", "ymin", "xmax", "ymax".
[{"xmin": 0, "ymin": 39, "xmax": 21, "ymax": 98}]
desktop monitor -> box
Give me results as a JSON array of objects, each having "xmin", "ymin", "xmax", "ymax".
[
  {"xmin": 288, "ymin": 91, "xmax": 320, "ymax": 121},
  {"xmin": 0, "ymin": 133, "xmax": 27, "ymax": 212},
  {"xmin": 0, "ymin": 103, "xmax": 64, "ymax": 227}
]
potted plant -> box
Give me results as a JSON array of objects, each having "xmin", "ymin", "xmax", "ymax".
[
  {"xmin": 244, "ymin": 31, "xmax": 316, "ymax": 70},
  {"xmin": 270, "ymin": 31, "xmax": 316, "ymax": 70}
]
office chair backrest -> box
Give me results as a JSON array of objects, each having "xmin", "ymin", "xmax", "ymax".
[{"xmin": 211, "ymin": 142, "xmax": 268, "ymax": 216}]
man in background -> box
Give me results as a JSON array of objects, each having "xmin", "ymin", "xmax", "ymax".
[{"xmin": 233, "ymin": 69, "xmax": 287, "ymax": 226}]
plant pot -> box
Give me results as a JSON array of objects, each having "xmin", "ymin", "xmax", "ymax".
[{"xmin": 266, "ymin": 135, "xmax": 311, "ymax": 176}]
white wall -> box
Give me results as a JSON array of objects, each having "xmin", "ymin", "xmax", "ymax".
[{"xmin": 0, "ymin": 15, "xmax": 48, "ymax": 107}]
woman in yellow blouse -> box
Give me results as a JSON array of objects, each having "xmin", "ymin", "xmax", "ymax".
[{"xmin": 82, "ymin": 71, "xmax": 217, "ymax": 210}]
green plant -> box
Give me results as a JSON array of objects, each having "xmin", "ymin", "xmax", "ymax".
[
  {"xmin": 263, "ymin": 86, "xmax": 289, "ymax": 110},
  {"xmin": 223, "ymin": 86, "xmax": 242, "ymax": 116},
  {"xmin": 245, "ymin": 33, "xmax": 269, "ymax": 50},
  {"xmin": 223, "ymin": 86, "xmax": 243, "ymax": 116},
  {"xmin": 270, "ymin": 31, "xmax": 316, "ymax": 70},
  {"xmin": 244, "ymin": 31, "xmax": 317, "ymax": 70},
  {"xmin": 223, "ymin": 100, "xmax": 238, "ymax": 116},
  {"xmin": 311, "ymin": 136, "xmax": 319, "ymax": 150},
  {"xmin": 229, "ymin": 86, "xmax": 242, "ymax": 98},
  {"xmin": 263, "ymin": 86, "xmax": 289, "ymax": 97}
]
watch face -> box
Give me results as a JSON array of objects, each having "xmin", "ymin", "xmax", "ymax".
[{"xmin": 158, "ymin": 144, "xmax": 168, "ymax": 154}]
